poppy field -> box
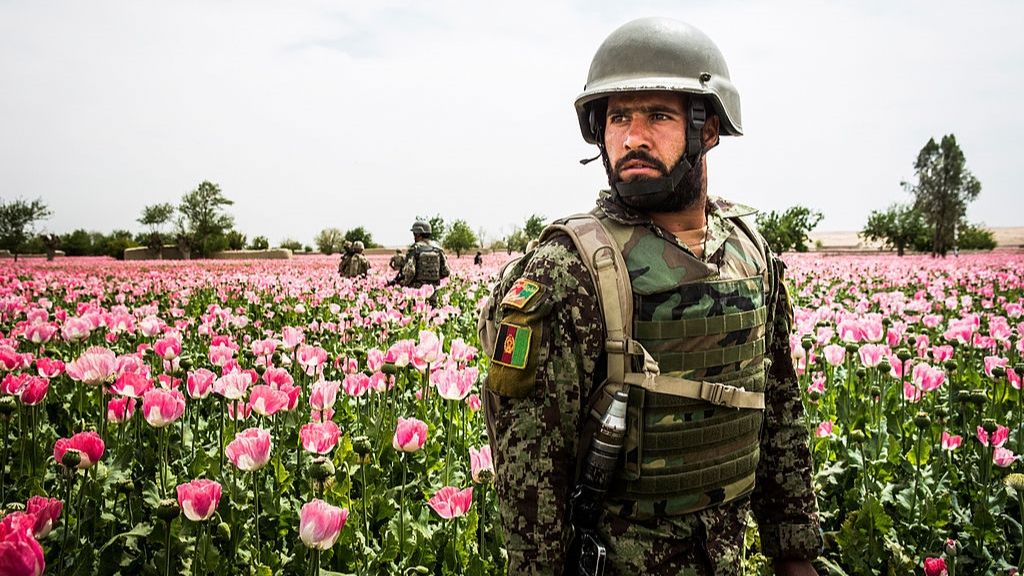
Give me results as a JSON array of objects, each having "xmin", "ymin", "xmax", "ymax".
[{"xmin": 0, "ymin": 251, "xmax": 1022, "ymax": 575}]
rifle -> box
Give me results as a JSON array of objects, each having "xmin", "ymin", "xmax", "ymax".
[{"xmin": 567, "ymin": 389, "xmax": 628, "ymax": 576}]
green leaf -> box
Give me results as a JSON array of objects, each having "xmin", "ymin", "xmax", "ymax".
[
  {"xmin": 99, "ymin": 523, "xmax": 154, "ymax": 553},
  {"xmin": 905, "ymin": 442, "xmax": 931, "ymax": 466}
]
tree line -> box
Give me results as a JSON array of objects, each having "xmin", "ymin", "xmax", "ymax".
[{"xmin": 1, "ymin": 135, "xmax": 995, "ymax": 260}]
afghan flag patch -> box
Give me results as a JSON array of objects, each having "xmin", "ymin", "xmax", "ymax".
[
  {"xmin": 492, "ymin": 322, "xmax": 532, "ymax": 369},
  {"xmin": 501, "ymin": 278, "xmax": 543, "ymax": 310}
]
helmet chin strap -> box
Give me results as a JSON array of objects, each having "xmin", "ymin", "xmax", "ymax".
[{"xmin": 600, "ymin": 98, "xmax": 707, "ymax": 205}]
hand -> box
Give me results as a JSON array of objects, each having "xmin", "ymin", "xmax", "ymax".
[{"xmin": 773, "ymin": 559, "xmax": 818, "ymax": 576}]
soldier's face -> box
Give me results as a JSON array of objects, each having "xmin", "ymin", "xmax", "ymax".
[{"xmin": 604, "ymin": 91, "xmax": 687, "ymax": 183}]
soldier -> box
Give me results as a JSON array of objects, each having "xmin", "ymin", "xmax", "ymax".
[
  {"xmin": 474, "ymin": 251, "xmax": 483, "ymax": 266},
  {"xmin": 337, "ymin": 241, "xmax": 354, "ymax": 276},
  {"xmin": 339, "ymin": 241, "xmax": 370, "ymax": 278},
  {"xmin": 393, "ymin": 221, "xmax": 450, "ymax": 288},
  {"xmin": 481, "ymin": 18, "xmax": 821, "ymax": 576},
  {"xmin": 389, "ymin": 249, "xmax": 406, "ymax": 271}
]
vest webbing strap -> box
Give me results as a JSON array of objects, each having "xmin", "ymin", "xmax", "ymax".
[
  {"xmin": 641, "ymin": 411, "xmax": 763, "ymax": 450},
  {"xmin": 653, "ymin": 338, "xmax": 766, "ymax": 372},
  {"xmin": 623, "ymin": 372, "xmax": 765, "ymax": 410},
  {"xmin": 627, "ymin": 444, "xmax": 760, "ymax": 495},
  {"xmin": 634, "ymin": 306, "xmax": 768, "ymax": 340}
]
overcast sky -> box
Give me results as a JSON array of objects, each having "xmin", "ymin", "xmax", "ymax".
[{"xmin": 1, "ymin": 0, "xmax": 1021, "ymax": 248}]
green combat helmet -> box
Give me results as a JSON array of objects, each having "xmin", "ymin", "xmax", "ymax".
[
  {"xmin": 573, "ymin": 17, "xmax": 743, "ymax": 211},
  {"xmin": 352, "ymin": 241, "xmax": 364, "ymax": 253},
  {"xmin": 411, "ymin": 221, "xmax": 432, "ymax": 236},
  {"xmin": 574, "ymin": 17, "xmax": 742, "ymax": 143}
]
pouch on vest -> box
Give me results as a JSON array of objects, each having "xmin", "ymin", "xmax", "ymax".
[{"xmin": 416, "ymin": 249, "xmax": 441, "ymax": 282}]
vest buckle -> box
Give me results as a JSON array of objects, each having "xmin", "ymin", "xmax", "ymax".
[{"xmin": 701, "ymin": 382, "xmax": 741, "ymax": 408}]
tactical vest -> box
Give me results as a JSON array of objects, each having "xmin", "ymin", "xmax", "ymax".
[
  {"xmin": 414, "ymin": 245, "xmax": 442, "ymax": 283},
  {"xmin": 540, "ymin": 208, "xmax": 774, "ymax": 521}
]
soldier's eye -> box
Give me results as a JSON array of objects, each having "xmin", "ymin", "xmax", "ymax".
[{"xmin": 607, "ymin": 114, "xmax": 627, "ymax": 124}]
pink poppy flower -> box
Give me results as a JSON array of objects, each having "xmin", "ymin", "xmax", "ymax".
[
  {"xmin": 449, "ymin": 338, "xmax": 477, "ymax": 364},
  {"xmin": 393, "ymin": 417, "xmax": 428, "ymax": 452},
  {"xmin": 903, "ymin": 382, "xmax": 923, "ymax": 403},
  {"xmin": 153, "ymin": 335, "xmax": 182, "ymax": 361},
  {"xmin": 412, "ymin": 331, "xmax": 444, "ymax": 371},
  {"xmin": 368, "ymin": 372, "xmax": 390, "ymax": 393},
  {"xmin": 111, "ymin": 372, "xmax": 154, "ymax": 399},
  {"xmin": 66, "ymin": 346, "xmax": 117, "ymax": 385},
  {"xmin": 107, "ymin": 396, "xmax": 136, "ymax": 423},
  {"xmin": 297, "ymin": 345, "xmax": 328, "ymax": 377},
  {"xmin": 342, "ymin": 373, "xmax": 370, "ymax": 398},
  {"xmin": 993, "ymin": 447, "xmax": 1017, "ymax": 467},
  {"xmin": 940, "ymin": 431, "xmax": 962, "ymax": 451},
  {"xmin": 365, "ymin": 348, "xmax": 384, "ymax": 372},
  {"xmin": 138, "ymin": 315, "xmax": 165, "ymax": 338},
  {"xmin": 931, "ymin": 345, "xmax": 954, "ymax": 363},
  {"xmin": 977, "ymin": 424, "xmax": 1011, "ymax": 448},
  {"xmin": 465, "ymin": 393, "xmax": 482, "ymax": 412},
  {"xmin": 262, "ymin": 367, "xmax": 294, "ymax": 389},
  {"xmin": 309, "ymin": 380, "xmax": 340, "ymax": 411},
  {"xmin": 54, "ymin": 431, "xmax": 105, "ymax": 469},
  {"xmin": 858, "ymin": 344, "xmax": 886, "ymax": 368},
  {"xmin": 823, "ymin": 344, "xmax": 846, "ymax": 367},
  {"xmin": 225, "ymin": 427, "xmax": 272, "ymax": 471},
  {"xmin": 176, "ymin": 479, "xmax": 222, "ymax": 521},
  {"xmin": 24, "ymin": 322, "xmax": 57, "ymax": 345},
  {"xmin": 299, "ymin": 421, "xmax": 341, "ymax": 454},
  {"xmin": 208, "ymin": 343, "xmax": 235, "ymax": 367},
  {"xmin": 984, "ymin": 355, "xmax": 1008, "ymax": 378},
  {"xmin": 469, "ymin": 445, "xmax": 494, "ymax": 483},
  {"xmin": 432, "ymin": 367, "xmax": 475, "ymax": 401},
  {"xmin": 213, "ymin": 372, "xmax": 251, "ymax": 401},
  {"xmin": 227, "ymin": 400, "xmax": 252, "ymax": 421},
  {"xmin": 60, "ymin": 316, "xmax": 92, "ymax": 342},
  {"xmin": 35, "ymin": 357, "xmax": 64, "ymax": 379},
  {"xmin": 142, "ymin": 388, "xmax": 186, "ymax": 428},
  {"xmin": 427, "ymin": 486, "xmax": 473, "ymax": 519},
  {"xmin": 187, "ymin": 369, "xmax": 216, "ymax": 399},
  {"xmin": 18, "ymin": 377, "xmax": 49, "ymax": 406},
  {"xmin": 298, "ymin": 499, "xmax": 348, "ymax": 550},
  {"xmin": 281, "ymin": 327, "xmax": 305, "ymax": 350},
  {"xmin": 247, "ymin": 384, "xmax": 289, "ymax": 417},
  {"xmin": 1, "ymin": 374, "xmax": 27, "ymax": 396},
  {"xmin": 815, "ymin": 421, "xmax": 834, "ymax": 438},
  {"xmin": 0, "ymin": 513, "xmax": 45, "ymax": 576},
  {"xmin": 383, "ymin": 339, "xmax": 415, "ymax": 368},
  {"xmin": 912, "ymin": 364, "xmax": 945, "ymax": 393},
  {"xmin": 26, "ymin": 496, "xmax": 63, "ymax": 539},
  {"xmin": 923, "ymin": 557, "xmax": 947, "ymax": 576}
]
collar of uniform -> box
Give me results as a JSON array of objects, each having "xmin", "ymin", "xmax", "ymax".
[{"xmin": 595, "ymin": 191, "xmax": 758, "ymax": 262}]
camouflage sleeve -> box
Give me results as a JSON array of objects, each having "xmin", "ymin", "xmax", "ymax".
[
  {"xmin": 439, "ymin": 250, "xmax": 451, "ymax": 279},
  {"xmin": 484, "ymin": 236, "xmax": 604, "ymax": 575},
  {"xmin": 752, "ymin": 256, "xmax": 823, "ymax": 560},
  {"xmin": 399, "ymin": 248, "xmax": 417, "ymax": 285}
]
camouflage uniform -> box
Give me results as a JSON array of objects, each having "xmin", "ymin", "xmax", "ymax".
[
  {"xmin": 399, "ymin": 240, "xmax": 450, "ymax": 288},
  {"xmin": 390, "ymin": 251, "xmax": 406, "ymax": 271},
  {"xmin": 483, "ymin": 192, "xmax": 821, "ymax": 575},
  {"xmin": 340, "ymin": 252, "xmax": 370, "ymax": 277}
]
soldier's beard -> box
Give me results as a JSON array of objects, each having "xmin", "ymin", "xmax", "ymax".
[{"xmin": 611, "ymin": 150, "xmax": 706, "ymax": 213}]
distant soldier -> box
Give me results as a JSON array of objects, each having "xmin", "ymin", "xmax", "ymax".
[
  {"xmin": 392, "ymin": 221, "xmax": 450, "ymax": 288},
  {"xmin": 389, "ymin": 249, "xmax": 405, "ymax": 271},
  {"xmin": 474, "ymin": 251, "xmax": 483, "ymax": 266},
  {"xmin": 339, "ymin": 241, "xmax": 370, "ymax": 277}
]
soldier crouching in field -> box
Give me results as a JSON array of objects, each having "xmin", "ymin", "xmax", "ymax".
[{"xmin": 480, "ymin": 18, "xmax": 822, "ymax": 576}]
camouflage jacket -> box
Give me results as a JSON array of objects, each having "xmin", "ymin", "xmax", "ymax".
[
  {"xmin": 483, "ymin": 192, "xmax": 821, "ymax": 575},
  {"xmin": 399, "ymin": 240, "xmax": 451, "ymax": 287},
  {"xmin": 340, "ymin": 253, "xmax": 370, "ymax": 277}
]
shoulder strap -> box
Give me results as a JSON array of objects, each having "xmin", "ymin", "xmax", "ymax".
[{"xmin": 541, "ymin": 212, "xmax": 764, "ymax": 410}]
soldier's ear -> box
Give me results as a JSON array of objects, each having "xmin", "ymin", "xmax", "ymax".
[{"xmin": 702, "ymin": 114, "xmax": 720, "ymax": 150}]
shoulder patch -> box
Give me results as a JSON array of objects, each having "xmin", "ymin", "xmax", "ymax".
[
  {"xmin": 501, "ymin": 278, "xmax": 544, "ymax": 310},
  {"xmin": 492, "ymin": 321, "xmax": 532, "ymax": 369}
]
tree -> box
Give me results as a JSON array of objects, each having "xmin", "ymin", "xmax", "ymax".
[
  {"xmin": 860, "ymin": 203, "xmax": 928, "ymax": 256},
  {"xmin": 523, "ymin": 214, "xmax": 546, "ymax": 241},
  {"xmin": 279, "ymin": 238, "xmax": 303, "ymax": 252},
  {"xmin": 755, "ymin": 206, "xmax": 823, "ymax": 254},
  {"xmin": 100, "ymin": 230, "xmax": 139, "ymax": 260},
  {"xmin": 957, "ymin": 222, "xmax": 996, "ymax": 251},
  {"xmin": 61, "ymin": 229, "xmax": 95, "ymax": 256},
  {"xmin": 315, "ymin": 228, "xmax": 346, "ymax": 254},
  {"xmin": 416, "ymin": 214, "xmax": 446, "ymax": 241},
  {"xmin": 505, "ymin": 229, "xmax": 528, "ymax": 253},
  {"xmin": 249, "ymin": 236, "xmax": 270, "ymax": 250},
  {"xmin": 0, "ymin": 197, "xmax": 52, "ymax": 260},
  {"xmin": 904, "ymin": 135, "xmax": 981, "ymax": 257},
  {"xmin": 343, "ymin": 227, "xmax": 377, "ymax": 249},
  {"xmin": 178, "ymin": 181, "xmax": 234, "ymax": 258},
  {"xmin": 225, "ymin": 230, "xmax": 246, "ymax": 251},
  {"xmin": 138, "ymin": 203, "xmax": 175, "ymax": 233},
  {"xmin": 443, "ymin": 219, "xmax": 478, "ymax": 257}
]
